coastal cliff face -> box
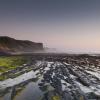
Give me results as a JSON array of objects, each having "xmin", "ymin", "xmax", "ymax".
[{"xmin": 0, "ymin": 36, "xmax": 44, "ymax": 54}]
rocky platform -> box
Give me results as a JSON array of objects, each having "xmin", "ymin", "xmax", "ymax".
[{"xmin": 0, "ymin": 55, "xmax": 100, "ymax": 100}]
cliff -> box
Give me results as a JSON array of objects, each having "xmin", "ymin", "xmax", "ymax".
[{"xmin": 0, "ymin": 36, "xmax": 44, "ymax": 54}]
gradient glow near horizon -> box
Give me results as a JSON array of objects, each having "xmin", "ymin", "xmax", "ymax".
[{"xmin": 0, "ymin": 0, "xmax": 100, "ymax": 53}]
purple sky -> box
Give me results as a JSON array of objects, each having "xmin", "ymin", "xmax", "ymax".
[{"xmin": 0, "ymin": 0, "xmax": 100, "ymax": 53}]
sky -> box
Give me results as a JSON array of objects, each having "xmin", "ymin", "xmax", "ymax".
[{"xmin": 0, "ymin": 0, "xmax": 100, "ymax": 53}]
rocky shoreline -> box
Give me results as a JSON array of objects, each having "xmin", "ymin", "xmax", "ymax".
[{"xmin": 0, "ymin": 55, "xmax": 100, "ymax": 100}]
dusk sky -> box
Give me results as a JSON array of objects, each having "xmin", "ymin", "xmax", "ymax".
[{"xmin": 0, "ymin": 0, "xmax": 100, "ymax": 53}]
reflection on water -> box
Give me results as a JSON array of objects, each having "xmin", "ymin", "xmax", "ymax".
[
  {"xmin": 1, "ymin": 76, "xmax": 44, "ymax": 100},
  {"xmin": 3, "ymin": 92, "xmax": 11, "ymax": 100},
  {"xmin": 0, "ymin": 92, "xmax": 11, "ymax": 100},
  {"xmin": 15, "ymin": 81, "xmax": 43, "ymax": 100}
]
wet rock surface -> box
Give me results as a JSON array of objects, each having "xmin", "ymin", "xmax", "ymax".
[{"xmin": 0, "ymin": 54, "xmax": 100, "ymax": 100}]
